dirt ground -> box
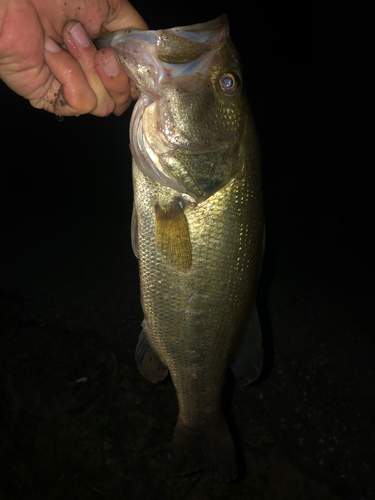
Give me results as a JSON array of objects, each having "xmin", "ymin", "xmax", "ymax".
[{"xmin": 1, "ymin": 4, "xmax": 373, "ymax": 499}]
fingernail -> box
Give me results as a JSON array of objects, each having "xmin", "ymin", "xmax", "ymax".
[
  {"xmin": 102, "ymin": 52, "xmax": 120, "ymax": 77},
  {"xmin": 70, "ymin": 22, "xmax": 90, "ymax": 48},
  {"xmin": 44, "ymin": 36, "xmax": 62, "ymax": 53}
]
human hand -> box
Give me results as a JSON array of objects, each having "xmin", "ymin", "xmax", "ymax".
[{"xmin": 0, "ymin": 0, "xmax": 147, "ymax": 117}]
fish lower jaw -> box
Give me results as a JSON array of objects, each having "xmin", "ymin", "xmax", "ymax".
[{"xmin": 130, "ymin": 94, "xmax": 187, "ymax": 192}]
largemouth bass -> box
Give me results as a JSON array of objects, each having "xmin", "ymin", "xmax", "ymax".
[{"xmin": 96, "ymin": 15, "xmax": 264, "ymax": 481}]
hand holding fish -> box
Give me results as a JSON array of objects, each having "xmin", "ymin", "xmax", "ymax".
[{"xmin": 0, "ymin": 0, "xmax": 146, "ymax": 116}]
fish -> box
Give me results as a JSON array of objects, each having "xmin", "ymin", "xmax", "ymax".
[{"xmin": 96, "ymin": 14, "xmax": 264, "ymax": 481}]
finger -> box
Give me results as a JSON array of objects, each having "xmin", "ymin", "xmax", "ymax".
[
  {"xmin": 94, "ymin": 48, "xmax": 137, "ymax": 116},
  {"xmin": 104, "ymin": 1, "xmax": 148, "ymax": 31},
  {"xmin": 32, "ymin": 36, "xmax": 98, "ymax": 116},
  {"xmin": 62, "ymin": 22, "xmax": 115, "ymax": 117},
  {"xmin": 41, "ymin": 25, "xmax": 134, "ymax": 117},
  {"xmin": 63, "ymin": 22, "xmax": 136, "ymax": 116}
]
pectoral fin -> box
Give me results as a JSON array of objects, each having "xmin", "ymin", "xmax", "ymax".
[
  {"xmin": 230, "ymin": 307, "xmax": 263, "ymax": 386},
  {"xmin": 155, "ymin": 198, "xmax": 192, "ymax": 271},
  {"xmin": 135, "ymin": 320, "xmax": 168, "ymax": 383}
]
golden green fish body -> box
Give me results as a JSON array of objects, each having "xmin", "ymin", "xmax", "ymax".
[
  {"xmin": 133, "ymin": 115, "xmax": 263, "ymax": 421},
  {"xmin": 96, "ymin": 15, "xmax": 264, "ymax": 480}
]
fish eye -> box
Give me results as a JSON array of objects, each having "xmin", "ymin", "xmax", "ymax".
[{"xmin": 219, "ymin": 73, "xmax": 239, "ymax": 95}]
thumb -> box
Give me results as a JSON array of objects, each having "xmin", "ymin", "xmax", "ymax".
[{"xmin": 103, "ymin": 1, "xmax": 148, "ymax": 32}]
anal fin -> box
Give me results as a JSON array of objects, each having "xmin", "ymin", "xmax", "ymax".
[
  {"xmin": 230, "ymin": 307, "xmax": 263, "ymax": 386},
  {"xmin": 135, "ymin": 320, "xmax": 168, "ymax": 383}
]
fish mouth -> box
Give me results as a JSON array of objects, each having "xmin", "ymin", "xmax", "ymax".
[
  {"xmin": 96, "ymin": 16, "xmax": 230, "ymax": 195},
  {"xmin": 97, "ymin": 16, "xmax": 229, "ymax": 97}
]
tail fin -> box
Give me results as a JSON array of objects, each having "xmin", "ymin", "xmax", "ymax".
[{"xmin": 170, "ymin": 416, "xmax": 238, "ymax": 481}]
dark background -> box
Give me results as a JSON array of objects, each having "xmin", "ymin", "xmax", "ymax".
[{"xmin": 1, "ymin": 2, "xmax": 373, "ymax": 500}]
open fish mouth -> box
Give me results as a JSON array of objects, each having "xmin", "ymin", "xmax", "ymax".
[
  {"xmin": 96, "ymin": 16, "xmax": 232, "ymax": 195},
  {"xmin": 97, "ymin": 16, "xmax": 229, "ymax": 96}
]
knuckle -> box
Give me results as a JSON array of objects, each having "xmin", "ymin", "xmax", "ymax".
[
  {"xmin": 29, "ymin": 98, "xmax": 45, "ymax": 111},
  {"xmin": 93, "ymin": 98, "xmax": 115, "ymax": 117},
  {"xmin": 69, "ymin": 93, "xmax": 97, "ymax": 116},
  {"xmin": 113, "ymin": 97, "xmax": 132, "ymax": 116}
]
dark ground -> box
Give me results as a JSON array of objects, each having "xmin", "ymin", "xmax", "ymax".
[{"xmin": 1, "ymin": 3, "xmax": 373, "ymax": 500}]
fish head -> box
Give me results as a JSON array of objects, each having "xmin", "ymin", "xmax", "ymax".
[{"xmin": 96, "ymin": 16, "xmax": 248, "ymax": 201}]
